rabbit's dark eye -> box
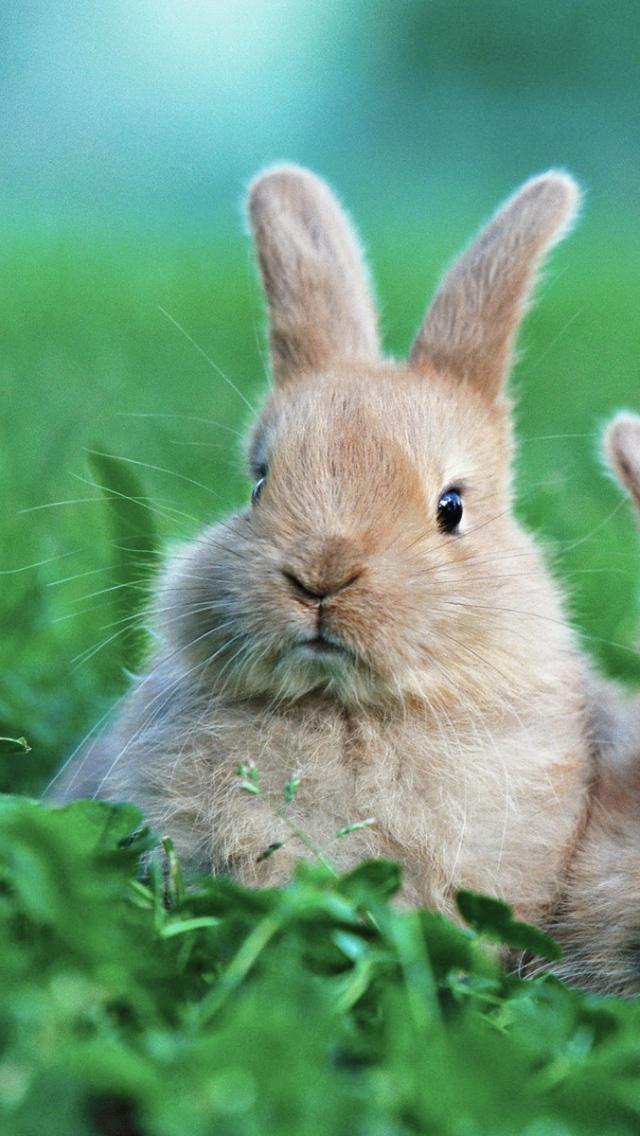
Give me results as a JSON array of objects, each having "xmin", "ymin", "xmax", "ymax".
[
  {"xmin": 250, "ymin": 461, "xmax": 268, "ymax": 505},
  {"xmin": 437, "ymin": 490, "xmax": 463, "ymax": 534},
  {"xmin": 251, "ymin": 476, "xmax": 266, "ymax": 504}
]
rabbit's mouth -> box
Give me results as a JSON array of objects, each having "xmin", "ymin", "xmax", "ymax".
[
  {"xmin": 294, "ymin": 633, "xmax": 352, "ymax": 662},
  {"xmin": 264, "ymin": 631, "xmax": 382, "ymax": 705}
]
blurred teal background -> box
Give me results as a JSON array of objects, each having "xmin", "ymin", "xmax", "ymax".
[
  {"xmin": 1, "ymin": 1, "xmax": 639, "ymax": 791},
  {"xmin": 1, "ymin": 1, "xmax": 639, "ymax": 225}
]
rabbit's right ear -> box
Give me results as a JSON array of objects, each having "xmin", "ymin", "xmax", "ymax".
[
  {"xmin": 605, "ymin": 413, "xmax": 640, "ymax": 513},
  {"xmin": 409, "ymin": 173, "xmax": 580, "ymax": 401},
  {"xmin": 248, "ymin": 165, "xmax": 381, "ymax": 385}
]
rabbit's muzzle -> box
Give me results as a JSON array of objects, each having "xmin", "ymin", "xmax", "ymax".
[{"xmin": 279, "ymin": 534, "xmax": 364, "ymax": 604}]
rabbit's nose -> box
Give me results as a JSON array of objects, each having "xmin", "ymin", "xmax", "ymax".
[
  {"xmin": 282, "ymin": 568, "xmax": 360, "ymax": 604},
  {"xmin": 281, "ymin": 535, "xmax": 363, "ymax": 603}
]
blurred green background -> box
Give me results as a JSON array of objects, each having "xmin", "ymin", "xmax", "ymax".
[{"xmin": 2, "ymin": 0, "xmax": 639, "ymax": 793}]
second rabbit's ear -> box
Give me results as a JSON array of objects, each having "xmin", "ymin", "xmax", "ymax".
[
  {"xmin": 605, "ymin": 414, "xmax": 640, "ymax": 513},
  {"xmin": 409, "ymin": 173, "xmax": 580, "ymax": 401},
  {"xmin": 248, "ymin": 165, "xmax": 381, "ymax": 386}
]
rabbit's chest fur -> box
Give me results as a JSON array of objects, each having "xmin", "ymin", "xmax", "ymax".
[{"xmin": 101, "ymin": 654, "xmax": 589, "ymax": 927}]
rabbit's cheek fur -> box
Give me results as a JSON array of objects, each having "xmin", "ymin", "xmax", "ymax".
[{"xmin": 159, "ymin": 503, "xmax": 554, "ymax": 713}]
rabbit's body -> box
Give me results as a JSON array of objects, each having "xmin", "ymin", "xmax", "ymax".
[
  {"xmin": 68, "ymin": 363, "xmax": 592, "ymax": 927},
  {"xmin": 548, "ymin": 744, "xmax": 640, "ymax": 995},
  {"xmin": 58, "ymin": 165, "xmax": 597, "ymax": 932},
  {"xmin": 96, "ymin": 659, "xmax": 588, "ymax": 926},
  {"xmin": 544, "ymin": 418, "xmax": 640, "ymax": 995}
]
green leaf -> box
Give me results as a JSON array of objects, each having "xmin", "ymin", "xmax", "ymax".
[
  {"xmin": 284, "ymin": 771, "xmax": 302, "ymax": 804},
  {"xmin": 338, "ymin": 860, "xmax": 403, "ymax": 905},
  {"xmin": 456, "ymin": 890, "xmax": 562, "ymax": 962},
  {"xmin": 239, "ymin": 780, "xmax": 260, "ymax": 795},
  {"xmin": 256, "ymin": 842, "xmax": 284, "ymax": 862},
  {"xmin": 237, "ymin": 762, "xmax": 260, "ymax": 795},
  {"xmin": 0, "ymin": 736, "xmax": 31, "ymax": 754},
  {"xmin": 335, "ymin": 818, "xmax": 376, "ymax": 838},
  {"xmin": 160, "ymin": 916, "xmax": 221, "ymax": 938},
  {"xmin": 52, "ymin": 798, "xmax": 151, "ymax": 856},
  {"xmin": 419, "ymin": 909, "xmax": 495, "ymax": 981},
  {"xmin": 162, "ymin": 836, "xmax": 187, "ymax": 906},
  {"xmin": 87, "ymin": 448, "xmax": 160, "ymax": 675}
]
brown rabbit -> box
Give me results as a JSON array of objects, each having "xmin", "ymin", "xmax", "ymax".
[
  {"xmin": 55, "ymin": 165, "xmax": 594, "ymax": 930},
  {"xmin": 546, "ymin": 414, "xmax": 640, "ymax": 995}
]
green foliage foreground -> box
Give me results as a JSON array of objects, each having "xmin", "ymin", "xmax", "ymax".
[{"xmin": 1, "ymin": 795, "xmax": 640, "ymax": 1136}]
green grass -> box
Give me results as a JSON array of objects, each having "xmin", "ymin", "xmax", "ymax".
[
  {"xmin": 2, "ymin": 793, "xmax": 640, "ymax": 1136},
  {"xmin": 1, "ymin": 215, "xmax": 640, "ymax": 1133},
  {"xmin": 1, "ymin": 228, "xmax": 264, "ymax": 791}
]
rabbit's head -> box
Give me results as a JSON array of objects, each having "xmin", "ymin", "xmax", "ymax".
[{"xmin": 159, "ymin": 167, "xmax": 579, "ymax": 708}]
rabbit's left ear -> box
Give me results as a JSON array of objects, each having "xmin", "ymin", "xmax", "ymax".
[
  {"xmin": 409, "ymin": 172, "xmax": 580, "ymax": 400},
  {"xmin": 249, "ymin": 165, "xmax": 381, "ymax": 386}
]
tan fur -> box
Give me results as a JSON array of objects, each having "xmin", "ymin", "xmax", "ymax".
[
  {"xmin": 546, "ymin": 414, "xmax": 640, "ymax": 994},
  {"xmin": 410, "ymin": 172, "xmax": 579, "ymax": 398},
  {"xmin": 55, "ymin": 165, "xmax": 592, "ymax": 932},
  {"xmin": 249, "ymin": 166, "xmax": 380, "ymax": 384}
]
